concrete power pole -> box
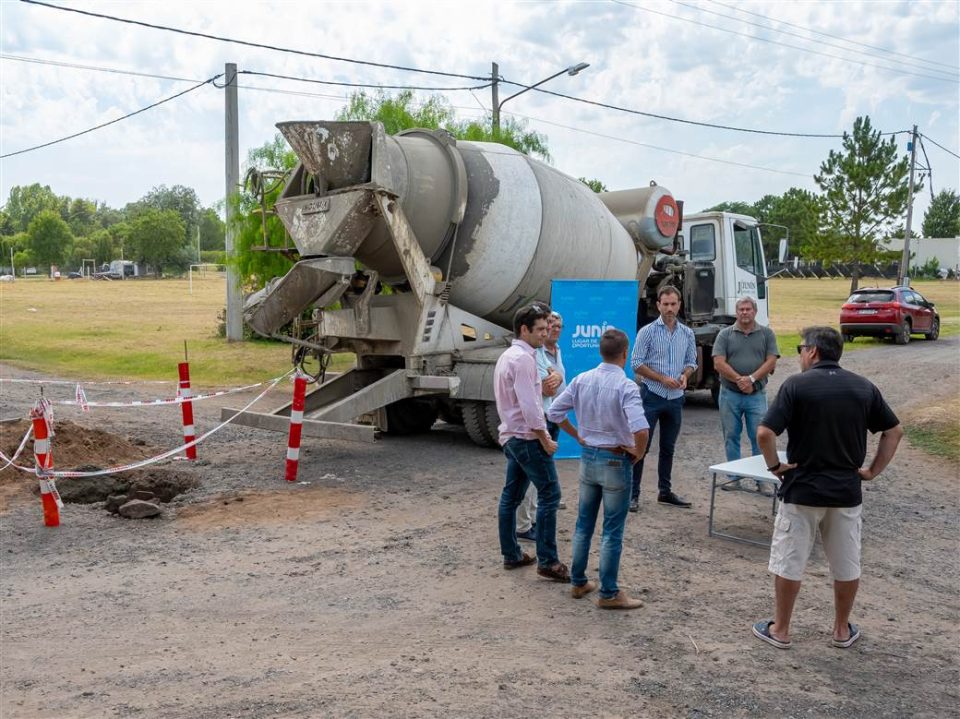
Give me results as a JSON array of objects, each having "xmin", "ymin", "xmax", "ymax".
[
  {"xmin": 224, "ymin": 62, "xmax": 244, "ymax": 341},
  {"xmin": 490, "ymin": 62, "xmax": 499, "ymax": 136},
  {"xmin": 897, "ymin": 124, "xmax": 918, "ymax": 287}
]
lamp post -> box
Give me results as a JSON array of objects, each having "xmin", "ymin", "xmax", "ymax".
[{"xmin": 491, "ymin": 62, "xmax": 589, "ymax": 136}]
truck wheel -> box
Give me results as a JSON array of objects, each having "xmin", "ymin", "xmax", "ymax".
[
  {"xmin": 437, "ymin": 401, "xmax": 464, "ymax": 425},
  {"xmin": 484, "ymin": 402, "xmax": 503, "ymax": 447},
  {"xmin": 710, "ymin": 383, "xmax": 720, "ymax": 408},
  {"xmin": 924, "ymin": 318, "xmax": 940, "ymax": 341},
  {"xmin": 385, "ymin": 398, "xmax": 438, "ymax": 434},
  {"xmin": 894, "ymin": 320, "xmax": 911, "ymax": 345},
  {"xmin": 463, "ymin": 401, "xmax": 497, "ymax": 447}
]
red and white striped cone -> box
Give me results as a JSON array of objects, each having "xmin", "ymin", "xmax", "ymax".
[
  {"xmin": 284, "ymin": 374, "xmax": 308, "ymax": 482},
  {"xmin": 178, "ymin": 362, "xmax": 197, "ymax": 460},
  {"xmin": 30, "ymin": 403, "xmax": 62, "ymax": 527}
]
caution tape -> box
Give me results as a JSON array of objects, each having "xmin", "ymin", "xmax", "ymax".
[
  {"xmin": 2, "ymin": 369, "xmax": 294, "ymax": 478},
  {"xmin": 51, "ymin": 375, "xmax": 290, "ymax": 409},
  {"xmin": 0, "ymin": 378, "xmax": 176, "ymax": 386},
  {"xmin": 0, "ymin": 425, "xmax": 34, "ymax": 471}
]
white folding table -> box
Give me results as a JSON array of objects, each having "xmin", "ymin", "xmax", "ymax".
[{"xmin": 707, "ymin": 452, "xmax": 786, "ymax": 547}]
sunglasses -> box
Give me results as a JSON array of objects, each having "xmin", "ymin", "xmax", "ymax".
[{"xmin": 796, "ymin": 344, "xmax": 809, "ymax": 354}]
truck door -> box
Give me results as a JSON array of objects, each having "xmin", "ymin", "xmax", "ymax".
[
  {"xmin": 731, "ymin": 219, "xmax": 769, "ymax": 325},
  {"xmin": 687, "ymin": 219, "xmax": 722, "ymax": 311}
]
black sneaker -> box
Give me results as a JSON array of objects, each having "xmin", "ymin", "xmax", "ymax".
[
  {"xmin": 657, "ymin": 492, "xmax": 692, "ymax": 508},
  {"xmin": 516, "ymin": 528, "xmax": 536, "ymax": 541},
  {"xmin": 628, "ymin": 499, "xmax": 640, "ymax": 513}
]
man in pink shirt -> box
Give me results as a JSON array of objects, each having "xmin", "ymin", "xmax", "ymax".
[{"xmin": 494, "ymin": 303, "xmax": 570, "ymax": 582}]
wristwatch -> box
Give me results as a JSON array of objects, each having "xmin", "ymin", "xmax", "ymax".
[
  {"xmin": 749, "ymin": 374, "xmax": 757, "ymax": 384},
  {"xmin": 767, "ymin": 461, "xmax": 782, "ymax": 472}
]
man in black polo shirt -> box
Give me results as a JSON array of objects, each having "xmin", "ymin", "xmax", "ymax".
[{"xmin": 752, "ymin": 326, "xmax": 902, "ymax": 650}]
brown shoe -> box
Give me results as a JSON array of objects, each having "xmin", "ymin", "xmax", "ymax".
[
  {"xmin": 536, "ymin": 561, "xmax": 571, "ymax": 582},
  {"xmin": 596, "ymin": 591, "xmax": 644, "ymax": 610},
  {"xmin": 503, "ymin": 552, "xmax": 536, "ymax": 570},
  {"xmin": 571, "ymin": 580, "xmax": 598, "ymax": 598}
]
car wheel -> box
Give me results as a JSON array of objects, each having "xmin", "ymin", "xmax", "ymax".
[
  {"xmin": 924, "ymin": 317, "xmax": 940, "ymax": 341},
  {"xmin": 894, "ymin": 320, "xmax": 911, "ymax": 345},
  {"xmin": 842, "ymin": 333, "xmax": 855, "ymax": 343}
]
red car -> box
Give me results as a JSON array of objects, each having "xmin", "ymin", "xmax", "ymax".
[{"xmin": 840, "ymin": 286, "xmax": 940, "ymax": 344}]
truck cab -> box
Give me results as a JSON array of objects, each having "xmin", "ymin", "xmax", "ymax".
[{"xmin": 681, "ymin": 211, "xmax": 769, "ymax": 325}]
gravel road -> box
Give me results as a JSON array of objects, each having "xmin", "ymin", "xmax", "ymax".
[{"xmin": 1, "ymin": 336, "xmax": 957, "ymax": 718}]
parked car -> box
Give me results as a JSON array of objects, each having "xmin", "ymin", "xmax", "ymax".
[
  {"xmin": 67, "ymin": 271, "xmax": 83, "ymax": 279},
  {"xmin": 840, "ymin": 286, "xmax": 939, "ymax": 345}
]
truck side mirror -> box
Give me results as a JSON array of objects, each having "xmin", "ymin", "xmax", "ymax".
[{"xmin": 778, "ymin": 238, "xmax": 789, "ymax": 264}]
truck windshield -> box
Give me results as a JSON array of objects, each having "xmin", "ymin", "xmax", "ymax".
[{"xmin": 733, "ymin": 222, "xmax": 764, "ymax": 276}]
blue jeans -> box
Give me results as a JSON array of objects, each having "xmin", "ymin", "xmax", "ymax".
[
  {"xmin": 631, "ymin": 386, "xmax": 684, "ymax": 500},
  {"xmin": 571, "ymin": 447, "xmax": 632, "ymax": 599},
  {"xmin": 498, "ymin": 437, "xmax": 561, "ymax": 566},
  {"xmin": 718, "ymin": 386, "xmax": 767, "ymax": 464}
]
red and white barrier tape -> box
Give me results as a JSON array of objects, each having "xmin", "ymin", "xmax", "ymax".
[
  {"xmin": 1, "ymin": 369, "xmax": 294, "ymax": 478},
  {"xmin": 45, "ymin": 375, "xmax": 289, "ymax": 409},
  {"xmin": 0, "ymin": 425, "xmax": 34, "ymax": 471},
  {"xmin": 1, "ymin": 378, "xmax": 176, "ymax": 386}
]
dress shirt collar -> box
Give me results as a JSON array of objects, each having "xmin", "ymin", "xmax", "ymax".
[{"xmin": 511, "ymin": 338, "xmax": 537, "ymax": 355}]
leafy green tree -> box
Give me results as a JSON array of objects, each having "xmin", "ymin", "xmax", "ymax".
[
  {"xmin": 128, "ymin": 185, "xmax": 202, "ymax": 240},
  {"xmin": 3, "ymin": 184, "xmax": 63, "ymax": 232},
  {"xmin": 26, "ymin": 210, "xmax": 72, "ymax": 268},
  {"xmin": 336, "ymin": 90, "xmax": 551, "ymax": 161},
  {"xmin": 199, "ymin": 208, "xmax": 226, "ymax": 251},
  {"xmin": 922, "ymin": 189, "xmax": 960, "ymax": 238},
  {"xmin": 579, "ymin": 177, "xmax": 608, "ymax": 193},
  {"xmin": 87, "ymin": 228, "xmax": 118, "ymax": 265},
  {"xmin": 66, "ymin": 198, "xmax": 98, "ymax": 237},
  {"xmin": 814, "ymin": 115, "xmax": 912, "ymax": 292},
  {"xmin": 763, "ymin": 188, "xmax": 825, "ymax": 260},
  {"xmin": 124, "ymin": 208, "xmax": 186, "ymax": 277},
  {"xmin": 701, "ymin": 200, "xmax": 756, "ymax": 216}
]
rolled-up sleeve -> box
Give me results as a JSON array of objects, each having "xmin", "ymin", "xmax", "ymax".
[
  {"xmin": 684, "ymin": 329, "xmax": 697, "ymax": 371},
  {"xmin": 622, "ymin": 383, "xmax": 649, "ymax": 432},
  {"xmin": 546, "ymin": 380, "xmax": 576, "ymax": 424},
  {"xmin": 631, "ymin": 329, "xmax": 649, "ymax": 373}
]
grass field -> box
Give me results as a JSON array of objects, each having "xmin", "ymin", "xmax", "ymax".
[{"xmin": 1, "ymin": 275, "xmax": 957, "ymax": 385}]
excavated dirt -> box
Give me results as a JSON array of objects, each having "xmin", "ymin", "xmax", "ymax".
[{"xmin": 0, "ymin": 338, "xmax": 958, "ymax": 718}]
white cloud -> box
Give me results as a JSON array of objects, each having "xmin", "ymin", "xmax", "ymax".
[{"xmin": 0, "ymin": 0, "xmax": 956, "ymax": 224}]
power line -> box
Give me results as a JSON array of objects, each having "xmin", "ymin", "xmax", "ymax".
[
  {"xmin": 610, "ymin": 0, "xmax": 959, "ymax": 84},
  {"xmin": 671, "ymin": 0, "xmax": 959, "ymax": 79},
  {"xmin": 1, "ymin": 53, "xmax": 198, "ymax": 83},
  {"xmin": 706, "ymin": 0, "xmax": 959, "ymax": 73},
  {"xmin": 920, "ymin": 133, "xmax": 960, "ymax": 160},
  {"xmin": 20, "ymin": 0, "xmax": 490, "ymax": 82},
  {"xmin": 497, "ymin": 108, "xmax": 812, "ymax": 178},
  {"xmin": 0, "ymin": 75, "xmax": 221, "ymax": 159},
  {"xmin": 239, "ymin": 70, "xmax": 490, "ymax": 92}
]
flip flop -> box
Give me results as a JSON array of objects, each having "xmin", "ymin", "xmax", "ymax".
[
  {"xmin": 752, "ymin": 619, "xmax": 791, "ymax": 649},
  {"xmin": 832, "ymin": 623, "xmax": 862, "ymax": 648}
]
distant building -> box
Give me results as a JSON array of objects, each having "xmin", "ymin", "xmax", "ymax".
[{"xmin": 882, "ymin": 237, "xmax": 960, "ymax": 275}]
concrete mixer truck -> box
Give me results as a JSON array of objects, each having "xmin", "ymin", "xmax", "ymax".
[{"xmin": 223, "ymin": 120, "xmax": 771, "ymax": 446}]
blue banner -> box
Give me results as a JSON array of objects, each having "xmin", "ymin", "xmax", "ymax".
[{"xmin": 549, "ymin": 279, "xmax": 639, "ymax": 459}]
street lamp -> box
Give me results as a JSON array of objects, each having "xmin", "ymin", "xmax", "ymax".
[{"xmin": 491, "ymin": 62, "xmax": 589, "ymax": 135}]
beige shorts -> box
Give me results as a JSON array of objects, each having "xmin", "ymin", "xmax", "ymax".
[{"xmin": 768, "ymin": 502, "xmax": 863, "ymax": 582}]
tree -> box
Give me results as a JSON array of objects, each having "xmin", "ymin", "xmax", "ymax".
[
  {"xmin": 336, "ymin": 89, "xmax": 551, "ymax": 161},
  {"xmin": 124, "ymin": 208, "xmax": 186, "ymax": 277},
  {"xmin": 579, "ymin": 177, "xmax": 608, "ymax": 193},
  {"xmin": 814, "ymin": 116, "xmax": 912, "ymax": 292},
  {"xmin": 3, "ymin": 184, "xmax": 63, "ymax": 233},
  {"xmin": 198, "ymin": 208, "xmax": 226, "ymax": 251},
  {"xmin": 922, "ymin": 189, "xmax": 960, "ymax": 238},
  {"xmin": 26, "ymin": 210, "xmax": 72, "ymax": 268},
  {"xmin": 763, "ymin": 188, "xmax": 825, "ymax": 260},
  {"xmin": 701, "ymin": 200, "xmax": 756, "ymax": 216},
  {"xmin": 129, "ymin": 185, "xmax": 202, "ymax": 240},
  {"xmin": 66, "ymin": 198, "xmax": 98, "ymax": 237}
]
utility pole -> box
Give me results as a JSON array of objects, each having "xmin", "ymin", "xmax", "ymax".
[
  {"xmin": 224, "ymin": 62, "xmax": 244, "ymax": 341},
  {"xmin": 897, "ymin": 124, "xmax": 918, "ymax": 287},
  {"xmin": 490, "ymin": 62, "xmax": 499, "ymax": 136}
]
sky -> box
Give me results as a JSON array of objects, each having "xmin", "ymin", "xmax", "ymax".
[{"xmin": 1, "ymin": 0, "xmax": 958, "ymax": 227}]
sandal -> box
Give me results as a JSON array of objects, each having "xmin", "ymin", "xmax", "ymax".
[{"xmin": 752, "ymin": 619, "xmax": 791, "ymax": 649}]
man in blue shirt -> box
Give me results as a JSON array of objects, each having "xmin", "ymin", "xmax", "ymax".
[
  {"xmin": 629, "ymin": 286, "xmax": 697, "ymax": 510},
  {"xmin": 548, "ymin": 329, "xmax": 649, "ymax": 609}
]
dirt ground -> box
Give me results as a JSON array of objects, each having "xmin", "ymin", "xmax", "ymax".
[{"xmin": 1, "ymin": 337, "xmax": 958, "ymax": 718}]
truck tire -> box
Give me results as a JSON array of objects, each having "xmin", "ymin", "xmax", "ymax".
[
  {"xmin": 710, "ymin": 383, "xmax": 720, "ymax": 408},
  {"xmin": 463, "ymin": 400, "xmax": 497, "ymax": 447},
  {"xmin": 484, "ymin": 402, "xmax": 502, "ymax": 446},
  {"xmin": 385, "ymin": 398, "xmax": 438, "ymax": 435},
  {"xmin": 894, "ymin": 320, "xmax": 911, "ymax": 345},
  {"xmin": 437, "ymin": 401, "xmax": 464, "ymax": 425}
]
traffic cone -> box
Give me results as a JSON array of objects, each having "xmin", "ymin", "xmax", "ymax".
[
  {"xmin": 178, "ymin": 362, "xmax": 197, "ymax": 460},
  {"xmin": 30, "ymin": 404, "xmax": 61, "ymax": 527}
]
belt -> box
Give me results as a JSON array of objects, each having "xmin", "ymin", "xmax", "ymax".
[{"xmin": 594, "ymin": 446, "xmax": 628, "ymax": 456}]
